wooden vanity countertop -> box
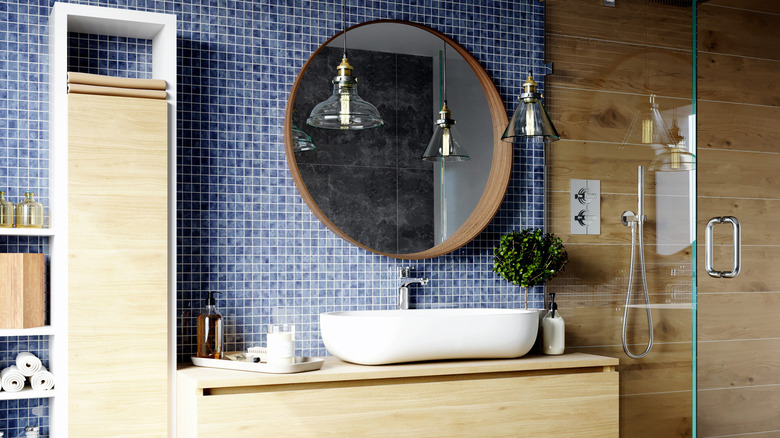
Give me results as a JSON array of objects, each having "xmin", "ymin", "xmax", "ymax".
[{"xmin": 177, "ymin": 353, "xmax": 618, "ymax": 390}]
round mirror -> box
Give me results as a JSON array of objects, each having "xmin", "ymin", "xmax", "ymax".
[{"xmin": 284, "ymin": 20, "xmax": 510, "ymax": 259}]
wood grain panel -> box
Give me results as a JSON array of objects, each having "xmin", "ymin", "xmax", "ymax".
[
  {"xmin": 550, "ymin": 191, "xmax": 694, "ymax": 244},
  {"xmin": 546, "ymin": 88, "xmax": 689, "ymax": 144},
  {"xmin": 193, "ymin": 372, "xmax": 618, "ymax": 437},
  {"xmin": 0, "ymin": 253, "xmax": 45, "ymax": 329},
  {"xmin": 698, "ymin": 339, "xmax": 780, "ymax": 389},
  {"xmin": 699, "ymin": 5, "xmax": 780, "ymax": 61},
  {"xmin": 705, "ymin": 0, "xmax": 780, "ymax": 16},
  {"xmin": 698, "ymin": 292, "xmax": 780, "ymax": 341},
  {"xmin": 546, "ymin": 0, "xmax": 690, "ymax": 49},
  {"xmin": 548, "ymin": 35, "xmax": 692, "ymax": 97},
  {"xmin": 698, "ymin": 100, "xmax": 780, "ymax": 153},
  {"xmin": 564, "ymin": 306, "xmax": 691, "ymax": 347},
  {"xmin": 621, "ymin": 391, "xmax": 693, "ymax": 438},
  {"xmin": 547, "ymin": 244, "xmax": 693, "ymax": 304},
  {"xmin": 68, "ymin": 93, "xmax": 168, "ymax": 438},
  {"xmin": 546, "ymin": 140, "xmax": 657, "ymax": 194},
  {"xmin": 697, "ymin": 246, "xmax": 780, "ymax": 293},
  {"xmin": 698, "ymin": 385, "xmax": 780, "ymax": 437},
  {"xmin": 697, "ymin": 150, "xmax": 780, "ymax": 200},
  {"xmin": 698, "ymin": 198, "xmax": 780, "ymax": 246},
  {"xmin": 568, "ymin": 344, "xmax": 691, "ymax": 395},
  {"xmin": 698, "ymin": 52, "xmax": 780, "ymax": 106}
]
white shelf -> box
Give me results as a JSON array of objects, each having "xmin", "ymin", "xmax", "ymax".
[
  {"xmin": 0, "ymin": 387, "xmax": 56, "ymax": 401},
  {"xmin": 0, "ymin": 228, "xmax": 55, "ymax": 237},
  {"xmin": 0, "ymin": 326, "xmax": 56, "ymax": 337}
]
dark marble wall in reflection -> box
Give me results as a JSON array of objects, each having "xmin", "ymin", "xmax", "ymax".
[{"xmin": 293, "ymin": 46, "xmax": 434, "ymax": 254}]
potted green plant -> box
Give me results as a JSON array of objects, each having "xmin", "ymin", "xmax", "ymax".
[{"xmin": 492, "ymin": 228, "xmax": 569, "ymax": 308}]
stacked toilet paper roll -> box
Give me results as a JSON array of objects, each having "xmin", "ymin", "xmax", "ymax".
[{"xmin": 0, "ymin": 352, "xmax": 55, "ymax": 392}]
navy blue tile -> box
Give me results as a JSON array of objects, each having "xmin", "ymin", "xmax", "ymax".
[{"xmin": 2, "ymin": 1, "xmax": 548, "ymax": 431}]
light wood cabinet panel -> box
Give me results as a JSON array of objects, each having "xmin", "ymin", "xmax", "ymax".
[
  {"xmin": 68, "ymin": 93, "xmax": 168, "ymax": 438},
  {"xmin": 178, "ymin": 355, "xmax": 619, "ymax": 438}
]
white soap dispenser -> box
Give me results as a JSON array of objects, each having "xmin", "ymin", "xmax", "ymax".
[{"xmin": 542, "ymin": 293, "xmax": 565, "ymax": 355}]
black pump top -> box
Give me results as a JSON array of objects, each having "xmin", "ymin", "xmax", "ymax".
[
  {"xmin": 206, "ymin": 291, "xmax": 222, "ymax": 306},
  {"xmin": 549, "ymin": 292, "xmax": 558, "ymax": 318}
]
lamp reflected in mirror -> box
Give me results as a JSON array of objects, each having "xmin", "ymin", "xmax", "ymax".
[
  {"xmin": 291, "ymin": 121, "xmax": 316, "ymax": 152},
  {"xmin": 306, "ymin": 0, "xmax": 383, "ymax": 130},
  {"xmin": 422, "ymin": 43, "xmax": 470, "ymax": 162}
]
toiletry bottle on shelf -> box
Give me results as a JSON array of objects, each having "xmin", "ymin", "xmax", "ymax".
[
  {"xmin": 197, "ymin": 291, "xmax": 223, "ymax": 359},
  {"xmin": 0, "ymin": 190, "xmax": 13, "ymax": 227},
  {"xmin": 15, "ymin": 191, "xmax": 43, "ymax": 228},
  {"xmin": 542, "ymin": 292, "xmax": 565, "ymax": 355}
]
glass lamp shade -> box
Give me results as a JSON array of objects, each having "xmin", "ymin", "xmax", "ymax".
[
  {"xmin": 502, "ymin": 73, "xmax": 560, "ymax": 142},
  {"xmin": 422, "ymin": 103, "xmax": 470, "ymax": 161},
  {"xmin": 307, "ymin": 57, "xmax": 383, "ymax": 130},
  {"xmin": 650, "ymin": 145, "xmax": 696, "ymax": 172},
  {"xmin": 291, "ymin": 122, "xmax": 315, "ymax": 152},
  {"xmin": 623, "ymin": 94, "xmax": 675, "ymax": 146}
]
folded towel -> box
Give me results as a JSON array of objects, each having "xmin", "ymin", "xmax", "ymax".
[
  {"xmin": 31, "ymin": 366, "xmax": 55, "ymax": 391},
  {"xmin": 16, "ymin": 352, "xmax": 42, "ymax": 377},
  {"xmin": 67, "ymin": 83, "xmax": 167, "ymax": 100},
  {"xmin": 1, "ymin": 365, "xmax": 26, "ymax": 392},
  {"xmin": 67, "ymin": 72, "xmax": 167, "ymax": 90}
]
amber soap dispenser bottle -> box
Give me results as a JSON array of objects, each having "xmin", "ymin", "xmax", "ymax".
[{"xmin": 197, "ymin": 291, "xmax": 223, "ymax": 359}]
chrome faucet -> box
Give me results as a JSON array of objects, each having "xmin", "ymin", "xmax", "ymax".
[{"xmin": 398, "ymin": 267, "xmax": 429, "ymax": 310}]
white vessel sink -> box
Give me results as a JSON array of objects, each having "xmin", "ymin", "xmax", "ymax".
[{"xmin": 320, "ymin": 308, "xmax": 539, "ymax": 365}]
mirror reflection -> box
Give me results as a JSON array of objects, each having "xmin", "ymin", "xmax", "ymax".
[{"xmin": 289, "ymin": 21, "xmax": 495, "ymax": 256}]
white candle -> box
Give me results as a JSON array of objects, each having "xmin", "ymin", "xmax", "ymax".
[{"xmin": 267, "ymin": 329, "xmax": 295, "ymax": 365}]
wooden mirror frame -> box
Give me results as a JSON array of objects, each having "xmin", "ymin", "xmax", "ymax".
[{"xmin": 284, "ymin": 20, "xmax": 511, "ymax": 260}]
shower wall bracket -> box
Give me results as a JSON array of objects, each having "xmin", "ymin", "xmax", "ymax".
[{"xmin": 571, "ymin": 179, "xmax": 601, "ymax": 235}]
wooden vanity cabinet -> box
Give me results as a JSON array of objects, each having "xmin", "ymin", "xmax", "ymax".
[{"xmin": 178, "ymin": 353, "xmax": 618, "ymax": 437}]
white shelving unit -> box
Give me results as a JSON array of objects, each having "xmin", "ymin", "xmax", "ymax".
[
  {"xmin": 0, "ymin": 228, "xmax": 56, "ymax": 237},
  {"xmin": 0, "ymin": 4, "xmax": 177, "ymax": 437},
  {"xmin": 0, "ymin": 326, "xmax": 56, "ymax": 337},
  {"xmin": 0, "ymin": 388, "xmax": 56, "ymax": 401}
]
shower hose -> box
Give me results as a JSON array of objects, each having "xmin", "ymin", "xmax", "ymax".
[{"xmin": 622, "ymin": 166, "xmax": 654, "ymax": 359}]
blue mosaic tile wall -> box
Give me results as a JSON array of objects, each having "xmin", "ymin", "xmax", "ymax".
[{"xmin": 1, "ymin": 1, "xmax": 547, "ymax": 435}]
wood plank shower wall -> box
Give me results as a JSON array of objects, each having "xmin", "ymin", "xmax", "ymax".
[{"xmin": 545, "ymin": 0, "xmax": 780, "ymax": 436}]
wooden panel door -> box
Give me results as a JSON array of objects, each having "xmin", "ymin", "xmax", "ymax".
[{"xmin": 68, "ymin": 93, "xmax": 168, "ymax": 437}]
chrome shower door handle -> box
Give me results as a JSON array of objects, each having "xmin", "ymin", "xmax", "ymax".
[{"xmin": 705, "ymin": 216, "xmax": 741, "ymax": 278}]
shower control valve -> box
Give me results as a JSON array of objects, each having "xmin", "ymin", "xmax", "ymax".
[
  {"xmin": 575, "ymin": 188, "xmax": 598, "ymax": 204},
  {"xmin": 575, "ymin": 210, "xmax": 598, "ymax": 226},
  {"xmin": 571, "ymin": 179, "xmax": 600, "ymax": 235}
]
